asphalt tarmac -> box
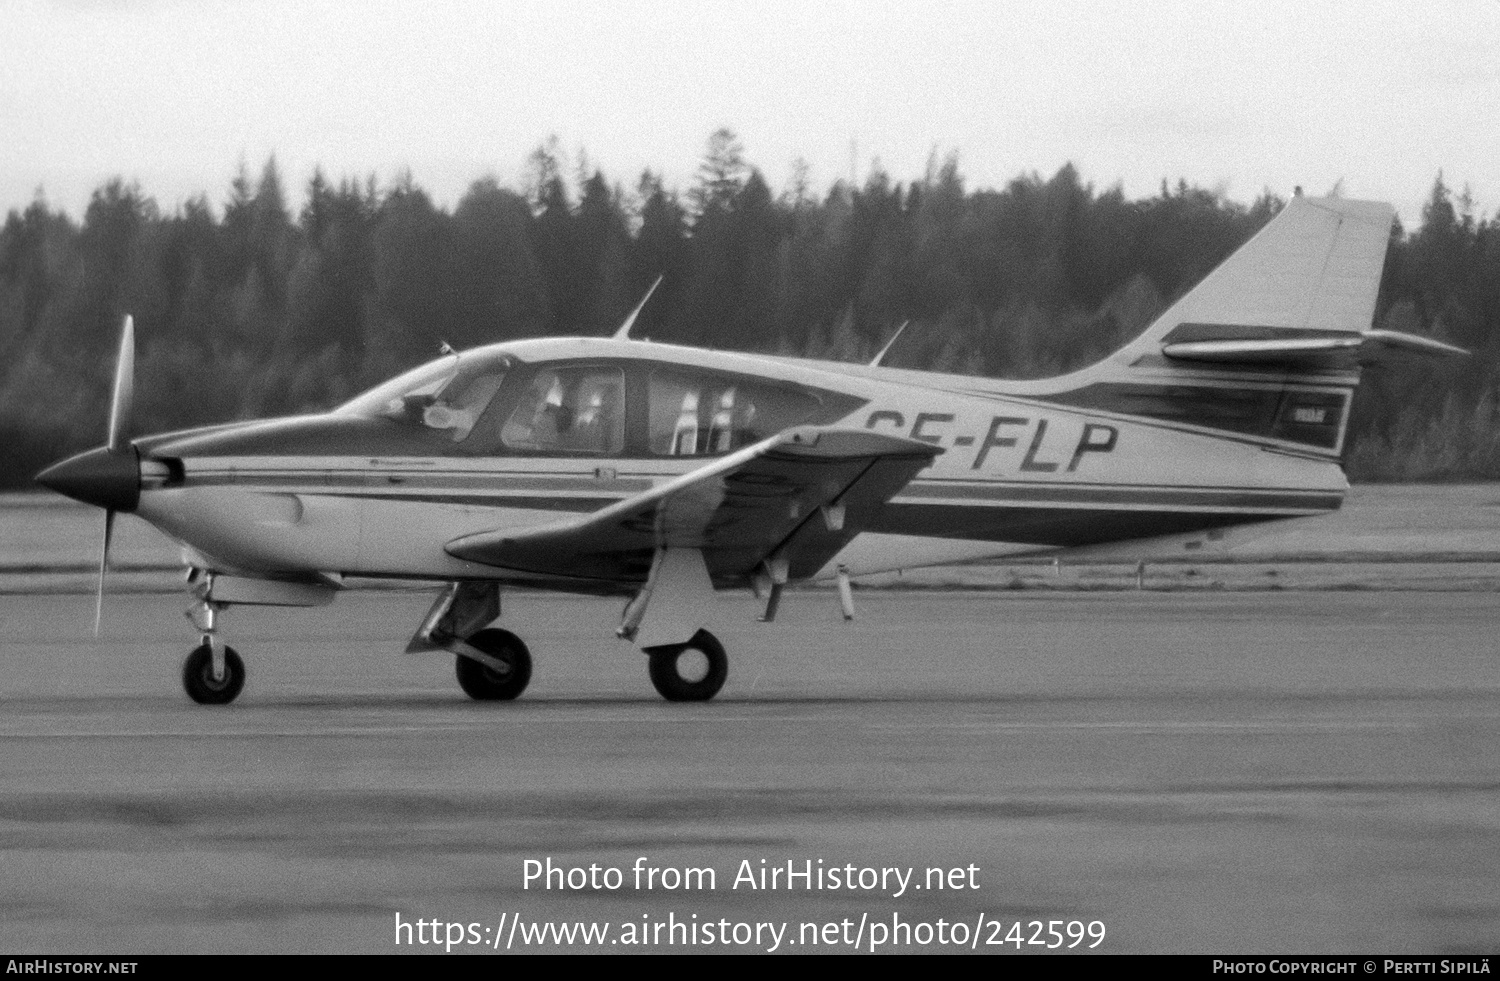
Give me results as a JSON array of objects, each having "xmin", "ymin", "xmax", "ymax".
[{"xmin": 2, "ymin": 589, "xmax": 1498, "ymax": 954}]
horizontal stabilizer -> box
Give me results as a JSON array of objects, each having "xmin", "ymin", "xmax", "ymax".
[
  {"xmin": 446, "ymin": 426, "xmax": 940, "ymax": 584},
  {"xmin": 1359, "ymin": 330, "xmax": 1470, "ymax": 360},
  {"xmin": 1162, "ymin": 326, "xmax": 1468, "ymax": 365}
]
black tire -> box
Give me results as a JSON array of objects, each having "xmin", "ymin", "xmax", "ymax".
[
  {"xmin": 455, "ymin": 628, "xmax": 533, "ymax": 701},
  {"xmin": 646, "ymin": 630, "xmax": 727, "ymax": 702},
  {"xmin": 182, "ymin": 642, "xmax": 246, "ymax": 705}
]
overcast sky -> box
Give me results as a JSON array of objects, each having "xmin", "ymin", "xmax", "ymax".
[{"xmin": 3, "ymin": 0, "xmax": 1497, "ymax": 226}]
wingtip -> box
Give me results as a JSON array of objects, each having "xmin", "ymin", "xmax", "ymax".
[{"xmin": 1362, "ymin": 329, "xmax": 1472, "ymax": 360}]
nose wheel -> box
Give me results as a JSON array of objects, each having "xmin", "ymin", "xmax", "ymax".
[
  {"xmin": 182, "ymin": 641, "xmax": 246, "ymax": 705},
  {"xmin": 181, "ymin": 595, "xmax": 245, "ymax": 705}
]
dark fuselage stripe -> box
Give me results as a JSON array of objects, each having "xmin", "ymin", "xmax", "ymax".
[
  {"xmin": 945, "ymin": 383, "xmax": 1351, "ymax": 457},
  {"xmin": 893, "ymin": 483, "xmax": 1342, "ymax": 511},
  {"xmin": 870, "ymin": 504, "xmax": 1309, "ymax": 546}
]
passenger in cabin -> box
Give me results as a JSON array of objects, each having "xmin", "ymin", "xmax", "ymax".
[
  {"xmin": 708, "ymin": 388, "xmax": 737, "ymax": 453},
  {"xmin": 670, "ymin": 391, "xmax": 701, "ymax": 455}
]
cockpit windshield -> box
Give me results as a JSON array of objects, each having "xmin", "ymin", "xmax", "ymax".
[{"xmin": 335, "ymin": 351, "xmax": 511, "ymax": 442}]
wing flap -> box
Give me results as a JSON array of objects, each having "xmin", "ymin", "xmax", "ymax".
[{"xmin": 446, "ymin": 426, "xmax": 940, "ymax": 583}]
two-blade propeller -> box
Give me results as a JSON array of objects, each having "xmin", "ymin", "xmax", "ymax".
[
  {"xmin": 36, "ymin": 325, "xmax": 143, "ymax": 627},
  {"xmin": 95, "ymin": 314, "xmax": 135, "ymax": 635},
  {"xmin": 32, "ymin": 315, "xmax": 138, "ymax": 635}
]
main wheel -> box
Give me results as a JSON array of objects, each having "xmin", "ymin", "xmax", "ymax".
[
  {"xmin": 646, "ymin": 630, "xmax": 727, "ymax": 702},
  {"xmin": 454, "ymin": 628, "xmax": 533, "ymax": 701},
  {"xmin": 182, "ymin": 642, "xmax": 246, "ymax": 705}
]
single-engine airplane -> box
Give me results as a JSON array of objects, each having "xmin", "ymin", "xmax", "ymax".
[{"xmin": 36, "ymin": 193, "xmax": 1464, "ymax": 704}]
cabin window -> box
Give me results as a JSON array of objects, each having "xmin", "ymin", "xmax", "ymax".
[
  {"xmin": 500, "ymin": 366, "xmax": 625, "ymax": 455},
  {"xmin": 421, "ymin": 369, "xmax": 506, "ymax": 441},
  {"xmin": 335, "ymin": 353, "xmax": 509, "ymax": 443},
  {"xmin": 646, "ymin": 369, "xmax": 821, "ymax": 456}
]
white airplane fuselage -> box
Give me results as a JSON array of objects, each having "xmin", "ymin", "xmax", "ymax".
[{"xmin": 128, "ymin": 335, "xmax": 1347, "ymax": 590}]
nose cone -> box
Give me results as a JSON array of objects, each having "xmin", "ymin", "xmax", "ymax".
[{"xmin": 35, "ymin": 446, "xmax": 141, "ymax": 512}]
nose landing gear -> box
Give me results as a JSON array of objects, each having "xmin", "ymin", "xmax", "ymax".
[
  {"xmin": 182, "ymin": 598, "xmax": 246, "ymax": 705},
  {"xmin": 182, "ymin": 640, "xmax": 246, "ymax": 705}
]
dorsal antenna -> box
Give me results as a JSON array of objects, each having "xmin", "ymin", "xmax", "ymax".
[
  {"xmin": 613, "ymin": 275, "xmax": 664, "ymax": 340},
  {"xmin": 869, "ymin": 320, "xmax": 910, "ymax": 367}
]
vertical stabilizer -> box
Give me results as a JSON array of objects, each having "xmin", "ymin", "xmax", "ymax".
[
  {"xmin": 1113, "ymin": 196, "xmax": 1394, "ymax": 364},
  {"xmin": 1049, "ymin": 196, "xmax": 1399, "ymax": 459}
]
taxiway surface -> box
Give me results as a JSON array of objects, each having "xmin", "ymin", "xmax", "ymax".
[{"xmin": 2, "ymin": 590, "xmax": 1498, "ymax": 954}]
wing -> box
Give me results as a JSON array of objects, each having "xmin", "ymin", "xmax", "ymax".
[{"xmin": 446, "ymin": 426, "xmax": 940, "ymax": 584}]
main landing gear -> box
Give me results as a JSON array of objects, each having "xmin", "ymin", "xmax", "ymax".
[
  {"xmin": 644, "ymin": 630, "xmax": 728, "ymax": 702},
  {"xmin": 411, "ymin": 583, "xmax": 536, "ymax": 702},
  {"xmin": 617, "ymin": 549, "xmax": 728, "ymax": 702},
  {"xmin": 453, "ymin": 628, "xmax": 533, "ymax": 701},
  {"xmin": 422, "ymin": 579, "xmax": 729, "ymax": 703},
  {"xmin": 446, "ymin": 622, "xmax": 727, "ymax": 703}
]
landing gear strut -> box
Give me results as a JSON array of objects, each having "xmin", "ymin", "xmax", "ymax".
[
  {"xmin": 645, "ymin": 629, "xmax": 727, "ymax": 702},
  {"xmin": 411, "ymin": 582, "xmax": 535, "ymax": 702}
]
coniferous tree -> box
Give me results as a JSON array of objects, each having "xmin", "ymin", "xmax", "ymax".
[
  {"xmin": 689, "ymin": 128, "xmax": 747, "ymax": 220},
  {"xmin": 629, "ymin": 170, "xmax": 689, "ymax": 338},
  {"xmin": 6, "ymin": 147, "xmax": 1500, "ymax": 485}
]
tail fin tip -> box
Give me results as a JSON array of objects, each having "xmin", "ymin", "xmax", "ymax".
[{"xmin": 1125, "ymin": 195, "xmax": 1395, "ymax": 363}]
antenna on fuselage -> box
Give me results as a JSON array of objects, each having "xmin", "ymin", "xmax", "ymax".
[
  {"xmin": 613, "ymin": 275, "xmax": 663, "ymax": 340},
  {"xmin": 438, "ymin": 341, "xmax": 457, "ymax": 357},
  {"xmin": 869, "ymin": 320, "xmax": 910, "ymax": 367}
]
